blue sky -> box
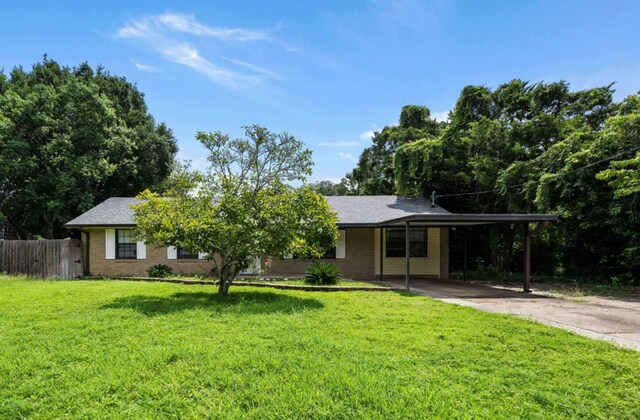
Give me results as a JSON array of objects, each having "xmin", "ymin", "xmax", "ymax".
[{"xmin": 2, "ymin": 1, "xmax": 639, "ymax": 182}]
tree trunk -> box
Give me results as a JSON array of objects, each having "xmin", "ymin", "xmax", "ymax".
[
  {"xmin": 42, "ymin": 211, "xmax": 55, "ymax": 239},
  {"xmin": 218, "ymin": 256, "xmax": 232, "ymax": 298},
  {"xmin": 218, "ymin": 277, "xmax": 227, "ymax": 298}
]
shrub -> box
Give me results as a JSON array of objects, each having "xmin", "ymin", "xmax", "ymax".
[
  {"xmin": 304, "ymin": 262, "xmax": 341, "ymax": 285},
  {"xmin": 147, "ymin": 264, "xmax": 173, "ymax": 278},
  {"xmin": 473, "ymin": 257, "xmax": 499, "ymax": 280}
]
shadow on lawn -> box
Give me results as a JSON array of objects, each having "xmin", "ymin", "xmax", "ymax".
[{"xmin": 100, "ymin": 290, "xmax": 324, "ymax": 317}]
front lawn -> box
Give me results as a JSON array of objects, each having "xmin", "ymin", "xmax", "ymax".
[
  {"xmin": 142, "ymin": 275, "xmax": 378, "ymax": 288},
  {"xmin": 1, "ymin": 277, "xmax": 639, "ymax": 418}
]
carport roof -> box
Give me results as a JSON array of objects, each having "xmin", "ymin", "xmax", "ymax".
[{"xmin": 65, "ymin": 195, "xmax": 558, "ymax": 228}]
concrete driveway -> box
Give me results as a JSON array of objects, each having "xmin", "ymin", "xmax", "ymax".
[{"xmin": 380, "ymin": 279, "xmax": 640, "ymax": 352}]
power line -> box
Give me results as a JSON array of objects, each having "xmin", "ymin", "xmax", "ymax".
[{"xmin": 434, "ymin": 145, "xmax": 640, "ymax": 199}]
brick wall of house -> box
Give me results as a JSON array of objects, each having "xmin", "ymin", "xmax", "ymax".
[
  {"xmin": 86, "ymin": 226, "xmax": 447, "ymax": 281},
  {"xmin": 265, "ymin": 228, "xmax": 376, "ymax": 280},
  {"xmin": 87, "ymin": 228, "xmax": 214, "ymax": 277}
]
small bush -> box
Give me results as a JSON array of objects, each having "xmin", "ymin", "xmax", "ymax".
[
  {"xmin": 147, "ymin": 264, "xmax": 173, "ymax": 278},
  {"xmin": 473, "ymin": 257, "xmax": 499, "ymax": 280},
  {"xmin": 304, "ymin": 262, "xmax": 341, "ymax": 285}
]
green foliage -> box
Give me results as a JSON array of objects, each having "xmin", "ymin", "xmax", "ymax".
[
  {"xmin": 399, "ymin": 105, "xmax": 438, "ymax": 134},
  {"xmin": 147, "ymin": 264, "xmax": 173, "ymax": 278},
  {"xmin": 133, "ymin": 125, "xmax": 338, "ymax": 296},
  {"xmin": 472, "ymin": 257, "xmax": 500, "ymax": 280},
  {"xmin": 2, "ymin": 278, "xmax": 640, "ymax": 417},
  {"xmin": 310, "ymin": 180, "xmax": 349, "ymax": 196},
  {"xmin": 0, "ymin": 57, "xmax": 177, "ymax": 238},
  {"xmin": 304, "ymin": 262, "xmax": 341, "ymax": 285},
  {"xmin": 345, "ymin": 110, "xmax": 442, "ymax": 194},
  {"xmin": 349, "ymin": 80, "xmax": 640, "ymax": 281}
]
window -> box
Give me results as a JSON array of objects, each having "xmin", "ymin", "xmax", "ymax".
[
  {"xmin": 177, "ymin": 247, "xmax": 199, "ymax": 259},
  {"xmin": 116, "ymin": 229, "xmax": 136, "ymax": 259},
  {"xmin": 321, "ymin": 247, "xmax": 336, "ymax": 259},
  {"xmin": 385, "ymin": 227, "xmax": 428, "ymax": 258}
]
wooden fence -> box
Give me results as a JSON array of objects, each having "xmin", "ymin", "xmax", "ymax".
[{"xmin": 0, "ymin": 239, "xmax": 82, "ymax": 279}]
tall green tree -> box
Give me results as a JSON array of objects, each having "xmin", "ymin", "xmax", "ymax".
[
  {"xmin": 310, "ymin": 180, "xmax": 349, "ymax": 196},
  {"xmin": 133, "ymin": 125, "xmax": 338, "ymax": 297},
  {"xmin": 346, "ymin": 105, "xmax": 441, "ymax": 194},
  {"xmin": 381, "ymin": 80, "xmax": 640, "ymax": 280},
  {"xmin": 0, "ymin": 57, "xmax": 177, "ymax": 238}
]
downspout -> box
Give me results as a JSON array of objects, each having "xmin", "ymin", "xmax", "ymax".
[
  {"xmin": 379, "ymin": 228, "xmax": 384, "ymax": 282},
  {"xmin": 81, "ymin": 228, "xmax": 90, "ymax": 277},
  {"xmin": 405, "ymin": 221, "xmax": 410, "ymax": 291}
]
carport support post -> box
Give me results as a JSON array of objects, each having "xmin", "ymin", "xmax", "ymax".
[
  {"xmin": 379, "ymin": 228, "xmax": 384, "ymax": 281},
  {"xmin": 463, "ymin": 237, "xmax": 468, "ymax": 282},
  {"xmin": 405, "ymin": 221, "xmax": 410, "ymax": 291},
  {"xmin": 523, "ymin": 223, "xmax": 531, "ymax": 293}
]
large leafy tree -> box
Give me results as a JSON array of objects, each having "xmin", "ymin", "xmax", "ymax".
[
  {"xmin": 0, "ymin": 57, "xmax": 177, "ymax": 238},
  {"xmin": 310, "ymin": 180, "xmax": 349, "ymax": 196},
  {"xmin": 393, "ymin": 80, "xmax": 619, "ymax": 276},
  {"xmin": 133, "ymin": 125, "xmax": 338, "ymax": 297},
  {"xmin": 345, "ymin": 105, "xmax": 441, "ymax": 194},
  {"xmin": 346, "ymin": 80, "xmax": 640, "ymax": 281}
]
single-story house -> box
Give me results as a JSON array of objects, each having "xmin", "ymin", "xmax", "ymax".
[{"xmin": 65, "ymin": 196, "xmax": 557, "ymax": 290}]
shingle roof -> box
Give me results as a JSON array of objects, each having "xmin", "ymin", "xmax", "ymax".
[
  {"xmin": 324, "ymin": 196, "xmax": 449, "ymax": 225},
  {"xmin": 66, "ymin": 197, "xmax": 141, "ymax": 227},
  {"xmin": 65, "ymin": 195, "xmax": 450, "ymax": 227}
]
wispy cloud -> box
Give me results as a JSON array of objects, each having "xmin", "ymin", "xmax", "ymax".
[
  {"xmin": 115, "ymin": 12, "xmax": 272, "ymax": 91},
  {"xmin": 153, "ymin": 13, "xmax": 270, "ymax": 41},
  {"xmin": 338, "ymin": 152, "xmax": 356, "ymax": 160},
  {"xmin": 133, "ymin": 61, "xmax": 161, "ymax": 73},
  {"xmin": 319, "ymin": 141, "xmax": 360, "ymax": 147},
  {"xmin": 359, "ymin": 130, "xmax": 375, "ymax": 141}
]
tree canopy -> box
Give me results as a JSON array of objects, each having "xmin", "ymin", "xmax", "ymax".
[
  {"xmin": 344, "ymin": 105, "xmax": 444, "ymax": 195},
  {"xmin": 341, "ymin": 80, "xmax": 640, "ymax": 282},
  {"xmin": 133, "ymin": 125, "xmax": 338, "ymax": 297},
  {"xmin": 0, "ymin": 57, "xmax": 177, "ymax": 238}
]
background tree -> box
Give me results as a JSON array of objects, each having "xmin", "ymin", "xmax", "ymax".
[
  {"xmin": 345, "ymin": 105, "xmax": 441, "ymax": 194},
  {"xmin": 0, "ymin": 57, "xmax": 177, "ymax": 238},
  {"xmin": 133, "ymin": 125, "xmax": 338, "ymax": 297},
  {"xmin": 345, "ymin": 80, "xmax": 640, "ymax": 283},
  {"xmin": 310, "ymin": 180, "xmax": 349, "ymax": 196}
]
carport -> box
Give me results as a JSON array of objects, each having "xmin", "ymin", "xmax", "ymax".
[{"xmin": 377, "ymin": 213, "xmax": 559, "ymax": 293}]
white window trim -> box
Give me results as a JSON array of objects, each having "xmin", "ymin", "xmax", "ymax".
[
  {"xmin": 167, "ymin": 246, "xmax": 177, "ymax": 260},
  {"xmin": 105, "ymin": 229, "xmax": 115, "ymax": 260},
  {"xmin": 136, "ymin": 241, "xmax": 146, "ymax": 260},
  {"xmin": 336, "ymin": 230, "xmax": 346, "ymax": 259}
]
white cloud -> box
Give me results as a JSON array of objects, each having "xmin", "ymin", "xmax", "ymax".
[
  {"xmin": 162, "ymin": 43, "xmax": 260, "ymax": 90},
  {"xmin": 359, "ymin": 130, "xmax": 375, "ymax": 141},
  {"xmin": 432, "ymin": 111, "xmax": 450, "ymax": 122},
  {"xmin": 318, "ymin": 141, "xmax": 360, "ymax": 147},
  {"xmin": 155, "ymin": 13, "xmax": 270, "ymax": 41},
  {"xmin": 115, "ymin": 12, "xmax": 271, "ymax": 91},
  {"xmin": 220, "ymin": 56, "xmax": 272, "ymax": 76},
  {"xmin": 133, "ymin": 61, "xmax": 161, "ymax": 73},
  {"xmin": 338, "ymin": 152, "xmax": 356, "ymax": 161}
]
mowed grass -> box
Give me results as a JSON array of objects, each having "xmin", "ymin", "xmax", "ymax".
[{"xmin": 1, "ymin": 278, "xmax": 639, "ymax": 418}]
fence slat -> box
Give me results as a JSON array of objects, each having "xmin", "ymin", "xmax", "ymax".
[{"xmin": 0, "ymin": 239, "xmax": 82, "ymax": 279}]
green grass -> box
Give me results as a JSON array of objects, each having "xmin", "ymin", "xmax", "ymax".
[
  {"xmin": 1, "ymin": 277, "xmax": 639, "ymax": 418},
  {"xmin": 149, "ymin": 274, "xmax": 378, "ymax": 288},
  {"xmin": 237, "ymin": 277, "xmax": 377, "ymax": 287},
  {"xmin": 451, "ymin": 270, "xmax": 640, "ymax": 298}
]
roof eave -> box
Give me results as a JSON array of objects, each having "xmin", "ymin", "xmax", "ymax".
[
  {"xmin": 381, "ymin": 213, "xmax": 559, "ymax": 225},
  {"xmin": 65, "ymin": 223, "xmax": 137, "ymax": 228}
]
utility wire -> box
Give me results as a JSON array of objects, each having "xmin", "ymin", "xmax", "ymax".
[{"xmin": 434, "ymin": 144, "xmax": 640, "ymax": 199}]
